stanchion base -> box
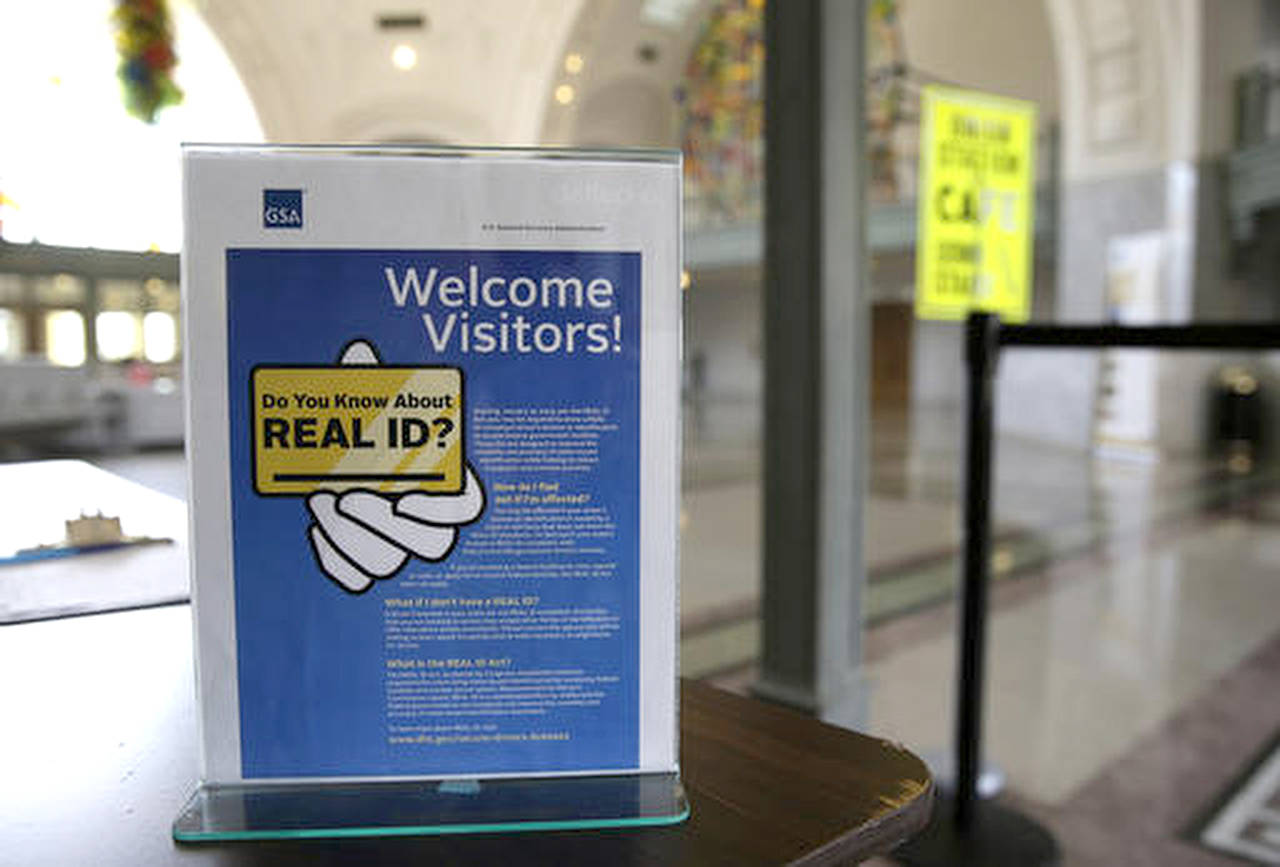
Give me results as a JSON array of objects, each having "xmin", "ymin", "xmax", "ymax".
[{"xmin": 893, "ymin": 793, "xmax": 1059, "ymax": 867}]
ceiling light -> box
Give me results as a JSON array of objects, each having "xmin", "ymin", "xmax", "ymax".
[
  {"xmin": 554, "ymin": 84, "xmax": 575, "ymax": 105},
  {"xmin": 564, "ymin": 53, "xmax": 584, "ymax": 75},
  {"xmin": 391, "ymin": 44, "xmax": 418, "ymax": 71}
]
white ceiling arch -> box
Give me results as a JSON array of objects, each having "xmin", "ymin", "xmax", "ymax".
[
  {"xmin": 195, "ymin": 0, "xmax": 585, "ymax": 144},
  {"xmin": 540, "ymin": 0, "xmax": 717, "ymax": 148},
  {"xmin": 1043, "ymin": 0, "xmax": 1190, "ymax": 182},
  {"xmin": 195, "ymin": 0, "xmax": 1213, "ymax": 175}
]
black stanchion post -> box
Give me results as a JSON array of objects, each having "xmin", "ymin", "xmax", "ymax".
[
  {"xmin": 896, "ymin": 311, "xmax": 1059, "ymax": 866},
  {"xmin": 896, "ymin": 316, "xmax": 1280, "ymax": 864},
  {"xmin": 955, "ymin": 310, "xmax": 1000, "ymax": 830}
]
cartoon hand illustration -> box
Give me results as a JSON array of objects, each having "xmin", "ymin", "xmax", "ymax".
[{"xmin": 305, "ymin": 340, "xmax": 485, "ymax": 592}]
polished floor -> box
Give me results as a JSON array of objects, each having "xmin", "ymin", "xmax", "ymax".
[
  {"xmin": 29, "ymin": 399, "xmax": 1280, "ymax": 865},
  {"xmin": 687, "ymin": 403, "xmax": 1280, "ymax": 866}
]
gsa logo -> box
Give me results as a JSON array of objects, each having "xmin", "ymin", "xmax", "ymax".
[{"xmin": 263, "ymin": 189, "xmax": 303, "ymax": 229}]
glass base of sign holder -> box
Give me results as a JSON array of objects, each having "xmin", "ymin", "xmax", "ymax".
[{"xmin": 173, "ymin": 772, "xmax": 689, "ymax": 841}]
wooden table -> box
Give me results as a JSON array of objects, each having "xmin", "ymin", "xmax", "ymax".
[{"xmin": 0, "ymin": 604, "xmax": 932, "ymax": 865}]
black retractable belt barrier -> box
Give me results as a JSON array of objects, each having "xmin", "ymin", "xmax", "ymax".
[{"xmin": 898, "ymin": 313, "xmax": 1280, "ymax": 867}]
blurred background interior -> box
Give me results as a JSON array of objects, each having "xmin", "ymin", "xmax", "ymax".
[{"xmin": 3, "ymin": 1, "xmax": 1280, "ymax": 864}]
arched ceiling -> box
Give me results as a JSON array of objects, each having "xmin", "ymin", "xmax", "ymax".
[
  {"xmin": 194, "ymin": 0, "xmax": 587, "ymax": 143},
  {"xmin": 540, "ymin": 0, "xmax": 717, "ymax": 148},
  {"xmin": 900, "ymin": 0, "xmax": 1059, "ymax": 121},
  {"xmin": 195, "ymin": 0, "xmax": 716, "ymax": 148},
  {"xmin": 194, "ymin": 0, "xmax": 1208, "ymax": 185}
]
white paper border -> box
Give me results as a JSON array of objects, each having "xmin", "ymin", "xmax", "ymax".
[{"xmin": 183, "ymin": 147, "xmax": 680, "ymax": 783}]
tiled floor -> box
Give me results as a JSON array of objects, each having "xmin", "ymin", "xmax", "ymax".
[
  {"xmin": 687, "ymin": 403, "xmax": 1280, "ymax": 866},
  {"xmin": 681, "ymin": 405, "xmax": 1271, "ymax": 674},
  {"xmin": 865, "ymin": 511, "xmax": 1280, "ymax": 805}
]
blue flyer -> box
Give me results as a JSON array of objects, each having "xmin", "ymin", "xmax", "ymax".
[{"xmin": 184, "ymin": 148, "xmax": 679, "ymax": 782}]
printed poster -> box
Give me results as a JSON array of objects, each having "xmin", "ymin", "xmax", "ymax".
[
  {"xmin": 915, "ymin": 85, "xmax": 1037, "ymax": 323},
  {"xmin": 184, "ymin": 148, "xmax": 680, "ymax": 782}
]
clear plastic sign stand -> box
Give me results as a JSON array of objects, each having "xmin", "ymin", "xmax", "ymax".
[
  {"xmin": 175, "ymin": 145, "xmax": 686, "ymax": 840},
  {"xmin": 173, "ymin": 773, "xmax": 689, "ymax": 841}
]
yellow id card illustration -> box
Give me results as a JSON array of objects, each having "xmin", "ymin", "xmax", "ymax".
[{"xmin": 252, "ymin": 366, "xmax": 463, "ymax": 496}]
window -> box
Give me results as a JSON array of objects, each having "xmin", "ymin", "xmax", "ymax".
[
  {"xmin": 44, "ymin": 309, "xmax": 85, "ymax": 366},
  {"xmin": 143, "ymin": 311, "xmax": 178, "ymax": 363},
  {"xmin": 96, "ymin": 310, "xmax": 143, "ymax": 361},
  {"xmin": 0, "ymin": 309, "xmax": 24, "ymax": 359}
]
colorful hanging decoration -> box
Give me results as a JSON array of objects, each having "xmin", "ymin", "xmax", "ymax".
[
  {"xmin": 867, "ymin": 0, "xmax": 907, "ymax": 201},
  {"xmin": 678, "ymin": 0, "xmax": 911, "ymax": 226},
  {"xmin": 112, "ymin": 0, "xmax": 184, "ymax": 123},
  {"xmin": 677, "ymin": 0, "xmax": 765, "ymax": 229}
]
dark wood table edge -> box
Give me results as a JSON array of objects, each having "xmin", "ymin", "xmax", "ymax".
[
  {"xmin": 680, "ymin": 679, "xmax": 936, "ymax": 865},
  {"xmin": 793, "ymin": 778, "xmax": 935, "ymax": 866}
]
